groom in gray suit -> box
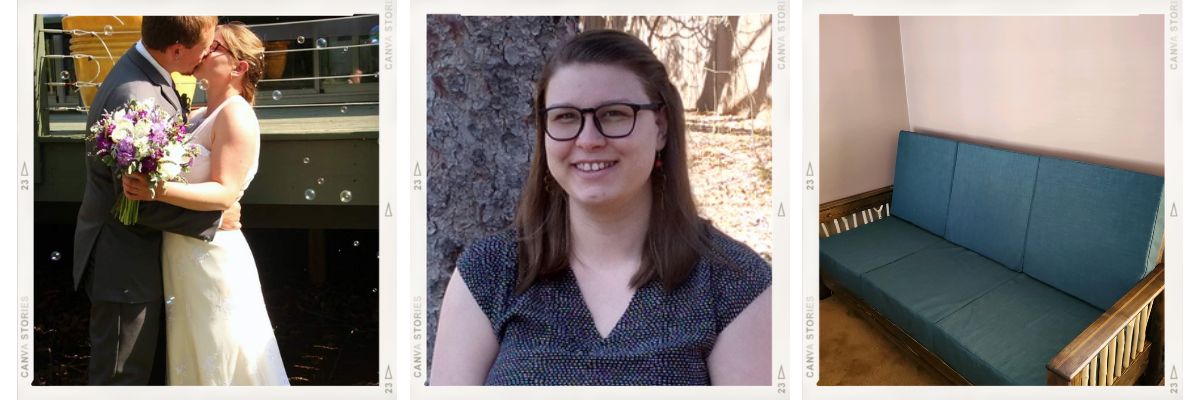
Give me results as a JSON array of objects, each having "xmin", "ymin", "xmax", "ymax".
[{"xmin": 73, "ymin": 16, "xmax": 239, "ymax": 385}]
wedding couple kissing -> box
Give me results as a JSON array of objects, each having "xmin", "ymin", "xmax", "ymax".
[{"xmin": 71, "ymin": 16, "xmax": 288, "ymax": 386}]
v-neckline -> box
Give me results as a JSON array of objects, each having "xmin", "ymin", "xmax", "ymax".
[{"xmin": 565, "ymin": 268, "xmax": 644, "ymax": 342}]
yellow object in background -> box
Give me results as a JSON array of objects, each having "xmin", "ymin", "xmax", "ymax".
[{"xmin": 61, "ymin": 15, "xmax": 198, "ymax": 109}]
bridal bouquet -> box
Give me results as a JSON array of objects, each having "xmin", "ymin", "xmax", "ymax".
[{"xmin": 87, "ymin": 98, "xmax": 200, "ymax": 225}]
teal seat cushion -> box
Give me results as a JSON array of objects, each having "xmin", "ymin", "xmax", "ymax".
[
  {"xmin": 932, "ymin": 274, "xmax": 1103, "ymax": 385},
  {"xmin": 1023, "ymin": 157, "xmax": 1165, "ymax": 310},
  {"xmin": 891, "ymin": 131, "xmax": 959, "ymax": 236},
  {"xmin": 819, "ymin": 217, "xmax": 942, "ymax": 296},
  {"xmin": 943, "ymin": 144, "xmax": 1040, "ymax": 271},
  {"xmin": 860, "ymin": 240, "xmax": 1019, "ymax": 348}
]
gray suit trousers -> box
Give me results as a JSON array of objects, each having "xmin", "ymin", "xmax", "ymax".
[{"xmin": 84, "ymin": 264, "xmax": 162, "ymax": 386}]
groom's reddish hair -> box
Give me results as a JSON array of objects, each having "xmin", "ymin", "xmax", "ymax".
[{"xmin": 141, "ymin": 16, "xmax": 219, "ymax": 51}]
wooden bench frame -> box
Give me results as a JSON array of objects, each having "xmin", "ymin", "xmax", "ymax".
[{"xmin": 819, "ymin": 186, "xmax": 1165, "ymax": 386}]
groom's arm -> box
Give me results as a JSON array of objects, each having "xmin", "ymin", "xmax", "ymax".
[{"xmin": 136, "ymin": 201, "xmax": 224, "ymax": 241}]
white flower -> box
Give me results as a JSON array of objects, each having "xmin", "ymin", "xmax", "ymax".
[
  {"xmin": 134, "ymin": 119, "xmax": 151, "ymax": 139},
  {"xmin": 134, "ymin": 137, "xmax": 152, "ymax": 158},
  {"xmin": 111, "ymin": 118, "xmax": 133, "ymax": 141},
  {"xmin": 163, "ymin": 143, "xmax": 185, "ymax": 163},
  {"xmin": 160, "ymin": 162, "xmax": 182, "ymax": 179}
]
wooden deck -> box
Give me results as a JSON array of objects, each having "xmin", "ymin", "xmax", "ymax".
[{"xmin": 46, "ymin": 104, "xmax": 380, "ymax": 139}]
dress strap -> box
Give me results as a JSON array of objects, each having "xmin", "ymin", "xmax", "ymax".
[{"xmin": 193, "ymin": 96, "xmax": 245, "ymax": 133}]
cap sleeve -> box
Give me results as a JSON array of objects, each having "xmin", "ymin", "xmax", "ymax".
[
  {"xmin": 454, "ymin": 230, "xmax": 521, "ymax": 334},
  {"xmin": 706, "ymin": 229, "xmax": 773, "ymax": 335}
]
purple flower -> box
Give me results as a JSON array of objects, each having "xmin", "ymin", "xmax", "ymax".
[
  {"xmin": 115, "ymin": 138, "xmax": 136, "ymax": 168},
  {"xmin": 140, "ymin": 157, "xmax": 158, "ymax": 173},
  {"xmin": 96, "ymin": 136, "xmax": 111, "ymax": 153}
]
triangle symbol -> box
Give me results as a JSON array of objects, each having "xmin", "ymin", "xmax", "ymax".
[
  {"xmin": 384, "ymin": 203, "xmax": 393, "ymax": 217},
  {"xmin": 414, "ymin": 163, "xmax": 422, "ymax": 177},
  {"xmin": 777, "ymin": 203, "xmax": 786, "ymax": 217},
  {"xmin": 385, "ymin": 365, "xmax": 393, "ymax": 380},
  {"xmin": 777, "ymin": 365, "xmax": 786, "ymax": 380},
  {"xmin": 1170, "ymin": 203, "xmax": 1177, "ymax": 217},
  {"xmin": 1171, "ymin": 365, "xmax": 1177, "ymax": 379},
  {"xmin": 806, "ymin": 162, "xmax": 814, "ymax": 176},
  {"xmin": 21, "ymin": 162, "xmax": 28, "ymax": 177}
]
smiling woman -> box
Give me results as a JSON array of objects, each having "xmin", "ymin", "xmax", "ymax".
[{"xmin": 429, "ymin": 28, "xmax": 772, "ymax": 386}]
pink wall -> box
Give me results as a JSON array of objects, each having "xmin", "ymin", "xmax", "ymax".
[
  {"xmin": 819, "ymin": 15, "xmax": 911, "ymax": 203},
  {"xmin": 900, "ymin": 15, "xmax": 1164, "ymax": 176},
  {"xmin": 820, "ymin": 15, "xmax": 1165, "ymax": 203}
]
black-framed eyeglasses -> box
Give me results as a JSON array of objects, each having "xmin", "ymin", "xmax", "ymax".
[
  {"xmin": 539, "ymin": 102, "xmax": 662, "ymax": 141},
  {"xmin": 208, "ymin": 40, "xmax": 230, "ymax": 56}
]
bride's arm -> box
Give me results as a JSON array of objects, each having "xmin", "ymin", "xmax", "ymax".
[{"xmin": 128, "ymin": 102, "xmax": 258, "ymax": 211}]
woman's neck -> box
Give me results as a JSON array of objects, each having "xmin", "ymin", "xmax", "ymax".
[
  {"xmin": 567, "ymin": 186, "xmax": 653, "ymax": 271},
  {"xmin": 204, "ymin": 85, "xmax": 241, "ymax": 110}
]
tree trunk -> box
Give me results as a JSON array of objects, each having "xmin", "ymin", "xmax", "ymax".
[
  {"xmin": 695, "ymin": 16, "xmax": 739, "ymax": 113},
  {"xmin": 424, "ymin": 14, "xmax": 577, "ymax": 377}
]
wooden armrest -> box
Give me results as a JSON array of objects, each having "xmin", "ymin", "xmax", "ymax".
[
  {"xmin": 1047, "ymin": 263, "xmax": 1164, "ymax": 384},
  {"xmin": 818, "ymin": 186, "xmax": 894, "ymax": 237}
]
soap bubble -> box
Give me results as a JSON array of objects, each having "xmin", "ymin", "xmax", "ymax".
[
  {"xmin": 304, "ymin": 189, "xmax": 316, "ymax": 201},
  {"xmin": 372, "ymin": 288, "xmax": 377, "ymax": 293},
  {"xmin": 339, "ymin": 190, "xmax": 352, "ymax": 203},
  {"xmin": 103, "ymin": 25, "xmax": 113, "ymax": 36},
  {"xmin": 340, "ymin": 106, "xmax": 348, "ymax": 113},
  {"xmin": 303, "ymin": 157, "xmax": 310, "ymax": 164},
  {"xmin": 297, "ymin": 36, "xmax": 305, "ymax": 44},
  {"xmin": 317, "ymin": 178, "xmax": 324, "ymax": 185},
  {"xmin": 271, "ymin": 90, "xmax": 282, "ymax": 101},
  {"xmin": 353, "ymin": 240, "xmax": 360, "ymax": 247},
  {"xmin": 369, "ymin": 26, "xmax": 379, "ymax": 44},
  {"xmin": 50, "ymin": 251, "xmax": 62, "ymax": 261},
  {"xmin": 316, "ymin": 38, "xmax": 327, "ymax": 48},
  {"xmin": 60, "ymin": 71, "xmax": 70, "ymax": 81},
  {"xmin": 166, "ymin": 296, "xmax": 175, "ymax": 306},
  {"xmin": 197, "ymin": 78, "xmax": 209, "ymax": 91}
]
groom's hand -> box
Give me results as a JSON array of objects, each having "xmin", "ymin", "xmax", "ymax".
[{"xmin": 220, "ymin": 201, "xmax": 242, "ymax": 231}]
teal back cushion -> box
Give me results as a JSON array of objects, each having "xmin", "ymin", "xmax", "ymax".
[
  {"xmin": 1022, "ymin": 157, "xmax": 1165, "ymax": 310},
  {"xmin": 944, "ymin": 144, "xmax": 1040, "ymax": 271},
  {"xmin": 891, "ymin": 131, "xmax": 959, "ymax": 236}
]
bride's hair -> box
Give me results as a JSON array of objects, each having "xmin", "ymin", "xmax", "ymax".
[{"xmin": 217, "ymin": 22, "xmax": 265, "ymax": 105}]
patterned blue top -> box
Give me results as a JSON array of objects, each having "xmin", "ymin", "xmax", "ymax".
[{"xmin": 456, "ymin": 227, "xmax": 772, "ymax": 386}]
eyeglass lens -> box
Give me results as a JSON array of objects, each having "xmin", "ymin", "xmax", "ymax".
[{"xmin": 545, "ymin": 104, "xmax": 641, "ymax": 140}]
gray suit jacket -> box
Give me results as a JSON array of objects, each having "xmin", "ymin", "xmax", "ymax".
[{"xmin": 73, "ymin": 45, "xmax": 222, "ymax": 304}]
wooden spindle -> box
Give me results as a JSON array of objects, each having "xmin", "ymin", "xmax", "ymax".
[
  {"xmin": 1138, "ymin": 302, "xmax": 1152, "ymax": 352},
  {"xmin": 1089, "ymin": 356, "xmax": 1098, "ymax": 386},
  {"xmin": 1124, "ymin": 320, "xmax": 1136, "ymax": 368},
  {"xmin": 1115, "ymin": 332, "xmax": 1126, "ymax": 379},
  {"xmin": 1098, "ymin": 341, "xmax": 1110, "ymax": 386}
]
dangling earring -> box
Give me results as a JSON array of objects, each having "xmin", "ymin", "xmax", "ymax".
[{"xmin": 654, "ymin": 151, "xmax": 663, "ymax": 168}]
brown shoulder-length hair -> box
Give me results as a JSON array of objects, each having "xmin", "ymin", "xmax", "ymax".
[
  {"xmin": 215, "ymin": 22, "xmax": 265, "ymax": 106},
  {"xmin": 513, "ymin": 29, "xmax": 719, "ymax": 295},
  {"xmin": 141, "ymin": 16, "xmax": 218, "ymax": 51}
]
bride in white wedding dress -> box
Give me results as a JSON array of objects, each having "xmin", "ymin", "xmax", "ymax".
[{"xmin": 122, "ymin": 22, "xmax": 288, "ymax": 386}]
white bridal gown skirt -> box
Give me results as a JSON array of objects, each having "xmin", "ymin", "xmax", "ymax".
[{"xmin": 162, "ymin": 230, "xmax": 290, "ymax": 386}]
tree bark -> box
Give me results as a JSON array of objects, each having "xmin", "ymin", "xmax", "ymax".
[
  {"xmin": 695, "ymin": 16, "xmax": 739, "ymax": 113},
  {"xmin": 424, "ymin": 14, "xmax": 577, "ymax": 377}
]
